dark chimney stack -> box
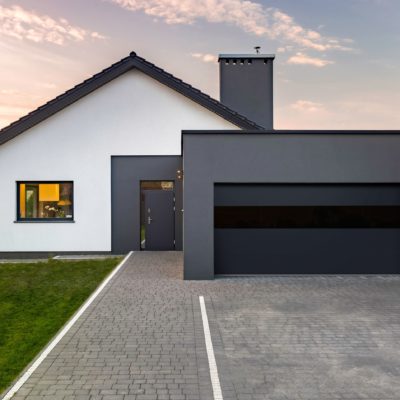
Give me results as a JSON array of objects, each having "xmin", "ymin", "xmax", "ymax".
[{"xmin": 218, "ymin": 54, "xmax": 274, "ymax": 130}]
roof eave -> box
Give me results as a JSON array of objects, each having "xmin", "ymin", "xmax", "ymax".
[
  {"xmin": 0, "ymin": 52, "xmax": 263, "ymax": 146},
  {"xmin": 0, "ymin": 57, "xmax": 136, "ymax": 146}
]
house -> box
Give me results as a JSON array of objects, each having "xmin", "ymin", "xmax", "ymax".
[{"xmin": 0, "ymin": 51, "xmax": 399, "ymax": 279}]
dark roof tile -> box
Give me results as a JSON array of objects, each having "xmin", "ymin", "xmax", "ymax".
[{"xmin": 0, "ymin": 53, "xmax": 263, "ymax": 146}]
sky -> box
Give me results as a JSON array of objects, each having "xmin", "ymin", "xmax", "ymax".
[{"xmin": 0, "ymin": 0, "xmax": 399, "ymax": 130}]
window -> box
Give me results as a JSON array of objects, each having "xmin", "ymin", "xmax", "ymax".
[
  {"xmin": 17, "ymin": 182, "xmax": 73, "ymax": 221},
  {"xmin": 214, "ymin": 206, "xmax": 400, "ymax": 229}
]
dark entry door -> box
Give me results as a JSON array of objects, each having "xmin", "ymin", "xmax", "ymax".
[{"xmin": 144, "ymin": 190, "xmax": 175, "ymax": 250}]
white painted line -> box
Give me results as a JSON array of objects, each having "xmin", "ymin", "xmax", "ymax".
[
  {"xmin": 2, "ymin": 251, "xmax": 134, "ymax": 400},
  {"xmin": 199, "ymin": 296, "xmax": 224, "ymax": 400}
]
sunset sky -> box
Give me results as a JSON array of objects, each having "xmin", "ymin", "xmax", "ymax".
[{"xmin": 0, "ymin": 0, "xmax": 399, "ymax": 130}]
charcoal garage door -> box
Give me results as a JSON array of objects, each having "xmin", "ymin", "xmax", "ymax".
[{"xmin": 214, "ymin": 184, "xmax": 400, "ymax": 274}]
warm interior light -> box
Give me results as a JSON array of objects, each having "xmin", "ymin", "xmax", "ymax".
[
  {"xmin": 19, "ymin": 183, "xmax": 26, "ymax": 218},
  {"xmin": 57, "ymin": 199, "xmax": 72, "ymax": 206},
  {"xmin": 161, "ymin": 181, "xmax": 173, "ymax": 190},
  {"xmin": 39, "ymin": 184, "xmax": 60, "ymax": 202}
]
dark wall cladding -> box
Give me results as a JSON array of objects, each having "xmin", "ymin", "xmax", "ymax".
[
  {"xmin": 183, "ymin": 133, "xmax": 400, "ymax": 279},
  {"xmin": 215, "ymin": 205, "xmax": 400, "ymax": 229},
  {"xmin": 111, "ymin": 156, "xmax": 183, "ymax": 253}
]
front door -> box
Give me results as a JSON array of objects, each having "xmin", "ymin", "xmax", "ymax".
[{"xmin": 143, "ymin": 187, "xmax": 175, "ymax": 250}]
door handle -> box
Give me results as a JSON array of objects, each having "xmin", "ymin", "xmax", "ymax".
[{"xmin": 147, "ymin": 216, "xmax": 153, "ymax": 224}]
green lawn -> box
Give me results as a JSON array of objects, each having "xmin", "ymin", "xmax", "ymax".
[{"xmin": 0, "ymin": 257, "xmax": 122, "ymax": 394}]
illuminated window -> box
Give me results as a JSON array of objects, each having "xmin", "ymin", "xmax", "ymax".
[{"xmin": 17, "ymin": 182, "xmax": 73, "ymax": 221}]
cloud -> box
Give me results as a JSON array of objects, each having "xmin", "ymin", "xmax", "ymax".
[
  {"xmin": 0, "ymin": 81, "xmax": 65, "ymax": 129},
  {"xmin": 91, "ymin": 31, "xmax": 107, "ymax": 40},
  {"xmin": 291, "ymin": 100, "xmax": 325, "ymax": 112},
  {"xmin": 109, "ymin": 0, "xmax": 351, "ymax": 52},
  {"xmin": 279, "ymin": 91, "xmax": 400, "ymax": 130},
  {"xmin": 338, "ymin": 99, "xmax": 397, "ymax": 117},
  {"xmin": 0, "ymin": 88, "xmax": 45, "ymax": 128},
  {"xmin": 36, "ymin": 82, "xmax": 58, "ymax": 89},
  {"xmin": 270, "ymin": 10, "xmax": 349, "ymax": 52},
  {"xmin": 287, "ymin": 52, "xmax": 334, "ymax": 67},
  {"xmin": 0, "ymin": 105, "xmax": 32, "ymax": 116},
  {"xmin": 0, "ymin": 104, "xmax": 33, "ymax": 128},
  {"xmin": 0, "ymin": 89, "xmax": 20, "ymax": 95},
  {"xmin": 0, "ymin": 5, "xmax": 105, "ymax": 45},
  {"xmin": 191, "ymin": 52, "xmax": 218, "ymax": 63}
]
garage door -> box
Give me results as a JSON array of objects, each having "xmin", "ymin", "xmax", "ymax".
[{"xmin": 214, "ymin": 184, "xmax": 400, "ymax": 274}]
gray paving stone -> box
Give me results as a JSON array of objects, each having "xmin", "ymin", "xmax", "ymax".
[{"xmin": 4, "ymin": 252, "xmax": 400, "ymax": 400}]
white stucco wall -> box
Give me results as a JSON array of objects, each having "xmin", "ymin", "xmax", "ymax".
[{"xmin": 0, "ymin": 70, "xmax": 238, "ymax": 251}]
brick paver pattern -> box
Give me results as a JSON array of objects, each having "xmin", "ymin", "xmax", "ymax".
[{"xmin": 7, "ymin": 252, "xmax": 400, "ymax": 400}]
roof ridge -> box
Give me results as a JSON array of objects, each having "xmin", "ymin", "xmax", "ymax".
[{"xmin": 0, "ymin": 51, "xmax": 263, "ymax": 145}]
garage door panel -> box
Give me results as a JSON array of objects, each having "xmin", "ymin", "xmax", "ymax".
[
  {"xmin": 215, "ymin": 229, "xmax": 400, "ymax": 274},
  {"xmin": 215, "ymin": 184, "xmax": 400, "ymax": 206},
  {"xmin": 214, "ymin": 184, "xmax": 400, "ymax": 275}
]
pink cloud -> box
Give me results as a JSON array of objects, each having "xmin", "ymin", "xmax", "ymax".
[
  {"xmin": 110, "ymin": 0, "xmax": 352, "ymax": 52},
  {"xmin": 291, "ymin": 100, "xmax": 325, "ymax": 112},
  {"xmin": 0, "ymin": 5, "xmax": 105, "ymax": 45},
  {"xmin": 287, "ymin": 52, "xmax": 334, "ymax": 67},
  {"xmin": 191, "ymin": 53, "xmax": 218, "ymax": 63}
]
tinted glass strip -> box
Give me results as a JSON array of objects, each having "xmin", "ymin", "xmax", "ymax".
[{"xmin": 214, "ymin": 206, "xmax": 400, "ymax": 229}]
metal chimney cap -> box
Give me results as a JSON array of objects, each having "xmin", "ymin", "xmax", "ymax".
[{"xmin": 218, "ymin": 54, "xmax": 275, "ymax": 61}]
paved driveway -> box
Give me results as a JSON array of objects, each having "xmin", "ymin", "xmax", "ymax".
[{"xmin": 7, "ymin": 252, "xmax": 400, "ymax": 400}]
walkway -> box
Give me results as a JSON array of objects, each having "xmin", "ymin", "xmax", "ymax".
[{"xmin": 7, "ymin": 252, "xmax": 400, "ymax": 400}]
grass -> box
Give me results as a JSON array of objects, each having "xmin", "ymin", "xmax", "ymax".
[{"xmin": 0, "ymin": 257, "xmax": 122, "ymax": 394}]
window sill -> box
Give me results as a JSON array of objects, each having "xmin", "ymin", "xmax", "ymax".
[{"xmin": 14, "ymin": 220, "xmax": 75, "ymax": 223}]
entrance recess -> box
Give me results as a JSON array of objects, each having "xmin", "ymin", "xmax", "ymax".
[{"xmin": 141, "ymin": 181, "xmax": 175, "ymax": 250}]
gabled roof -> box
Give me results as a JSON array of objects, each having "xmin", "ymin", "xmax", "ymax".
[{"xmin": 0, "ymin": 52, "xmax": 263, "ymax": 146}]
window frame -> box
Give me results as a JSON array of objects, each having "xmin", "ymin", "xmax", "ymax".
[{"xmin": 16, "ymin": 181, "xmax": 74, "ymax": 223}]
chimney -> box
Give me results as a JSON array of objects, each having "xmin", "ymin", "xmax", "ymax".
[{"xmin": 218, "ymin": 54, "xmax": 275, "ymax": 130}]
